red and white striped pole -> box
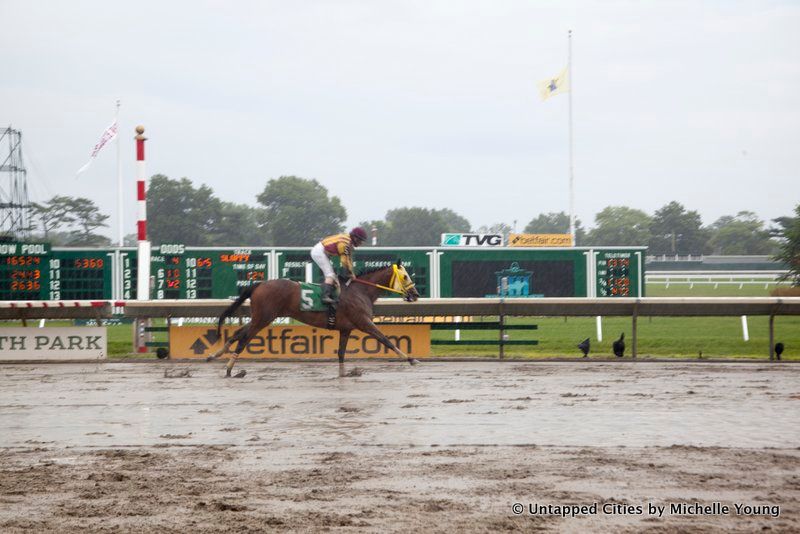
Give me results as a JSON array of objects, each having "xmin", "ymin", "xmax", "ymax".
[{"xmin": 135, "ymin": 126, "xmax": 151, "ymax": 302}]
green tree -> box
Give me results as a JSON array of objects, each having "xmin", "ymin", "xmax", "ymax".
[
  {"xmin": 523, "ymin": 211, "xmax": 586, "ymax": 245},
  {"xmin": 28, "ymin": 195, "xmax": 110, "ymax": 245},
  {"xmin": 707, "ymin": 211, "xmax": 774, "ymax": 255},
  {"xmin": 382, "ymin": 208, "xmax": 448, "ymax": 245},
  {"xmin": 772, "ymin": 204, "xmax": 800, "ymax": 285},
  {"xmin": 123, "ymin": 233, "xmax": 138, "ymax": 246},
  {"xmin": 148, "ymin": 175, "xmax": 223, "ymax": 246},
  {"xmin": 477, "ymin": 222, "xmax": 512, "ymax": 243},
  {"xmin": 210, "ymin": 202, "xmax": 269, "ymax": 246},
  {"xmin": 358, "ymin": 220, "xmax": 387, "ymax": 246},
  {"xmin": 256, "ymin": 176, "xmax": 346, "ymax": 246},
  {"xmin": 437, "ymin": 208, "xmax": 471, "ymax": 233},
  {"xmin": 29, "ymin": 196, "xmax": 76, "ymax": 241},
  {"xmin": 64, "ymin": 197, "xmax": 111, "ymax": 246},
  {"xmin": 586, "ymin": 206, "xmax": 651, "ymax": 246},
  {"xmin": 367, "ymin": 207, "xmax": 471, "ymax": 246},
  {"xmin": 649, "ymin": 201, "xmax": 709, "ymax": 255}
]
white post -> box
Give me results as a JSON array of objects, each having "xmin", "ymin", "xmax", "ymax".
[
  {"xmin": 596, "ymin": 315, "xmax": 603, "ymax": 342},
  {"xmin": 305, "ymin": 262, "xmax": 313, "ymax": 283},
  {"xmin": 567, "ymin": 29, "xmax": 575, "ymax": 246},
  {"xmin": 116, "ymin": 100, "xmax": 123, "ymax": 247},
  {"xmin": 134, "ymin": 126, "xmax": 151, "ymax": 354},
  {"xmin": 741, "ymin": 315, "xmax": 749, "ymax": 341},
  {"xmin": 135, "ymin": 126, "xmax": 150, "ymax": 301}
]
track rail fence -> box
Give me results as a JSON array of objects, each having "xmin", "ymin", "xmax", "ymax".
[
  {"xmin": 646, "ymin": 271, "xmax": 788, "ymax": 289},
  {"xmin": 2, "ymin": 298, "xmax": 799, "ymax": 359}
]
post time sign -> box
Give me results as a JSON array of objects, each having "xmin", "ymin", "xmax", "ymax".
[{"xmin": 150, "ymin": 245, "xmax": 269, "ymax": 300}]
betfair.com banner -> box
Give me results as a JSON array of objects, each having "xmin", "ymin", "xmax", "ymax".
[
  {"xmin": 170, "ymin": 325, "xmax": 431, "ymax": 359},
  {"xmin": 508, "ymin": 233, "xmax": 573, "ymax": 247}
]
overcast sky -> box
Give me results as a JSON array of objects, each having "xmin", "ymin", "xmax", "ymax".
[{"xmin": 1, "ymin": 0, "xmax": 798, "ymax": 241}]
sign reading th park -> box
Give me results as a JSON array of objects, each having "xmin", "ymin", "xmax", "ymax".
[{"xmin": 0, "ymin": 327, "xmax": 107, "ymax": 360}]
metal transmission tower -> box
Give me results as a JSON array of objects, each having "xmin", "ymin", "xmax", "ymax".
[{"xmin": 0, "ymin": 127, "xmax": 31, "ymax": 239}]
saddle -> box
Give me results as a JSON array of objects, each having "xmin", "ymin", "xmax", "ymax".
[{"xmin": 298, "ymin": 282, "xmax": 340, "ymax": 329}]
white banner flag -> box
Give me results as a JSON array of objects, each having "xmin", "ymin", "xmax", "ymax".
[{"xmin": 76, "ymin": 120, "xmax": 118, "ymax": 176}]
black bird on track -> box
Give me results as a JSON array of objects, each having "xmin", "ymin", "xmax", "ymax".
[
  {"xmin": 775, "ymin": 342, "xmax": 784, "ymax": 360},
  {"xmin": 613, "ymin": 333, "xmax": 625, "ymax": 358},
  {"xmin": 578, "ymin": 338, "xmax": 590, "ymax": 358}
]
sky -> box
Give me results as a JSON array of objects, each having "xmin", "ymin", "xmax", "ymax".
[{"xmin": 1, "ymin": 0, "xmax": 798, "ymax": 243}]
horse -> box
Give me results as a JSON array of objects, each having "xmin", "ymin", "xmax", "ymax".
[{"xmin": 207, "ymin": 259, "xmax": 420, "ymax": 377}]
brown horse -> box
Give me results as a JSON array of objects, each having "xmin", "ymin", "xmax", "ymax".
[{"xmin": 207, "ymin": 260, "xmax": 420, "ymax": 377}]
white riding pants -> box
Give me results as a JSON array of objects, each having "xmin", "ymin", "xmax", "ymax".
[{"xmin": 311, "ymin": 242, "xmax": 336, "ymax": 281}]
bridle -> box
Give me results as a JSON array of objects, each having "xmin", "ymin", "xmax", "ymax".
[{"xmin": 351, "ymin": 264, "xmax": 416, "ymax": 299}]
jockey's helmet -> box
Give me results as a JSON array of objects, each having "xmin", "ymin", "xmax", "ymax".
[{"xmin": 350, "ymin": 227, "xmax": 368, "ymax": 244}]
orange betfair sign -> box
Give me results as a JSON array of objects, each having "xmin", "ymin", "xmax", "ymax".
[
  {"xmin": 169, "ymin": 325, "xmax": 430, "ymax": 359},
  {"xmin": 508, "ymin": 233, "xmax": 573, "ymax": 247}
]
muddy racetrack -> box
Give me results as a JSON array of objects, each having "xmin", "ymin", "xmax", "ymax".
[{"xmin": 1, "ymin": 360, "xmax": 799, "ymax": 532}]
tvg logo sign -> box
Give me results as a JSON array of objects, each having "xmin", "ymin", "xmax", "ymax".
[
  {"xmin": 463, "ymin": 234, "xmax": 503, "ymax": 246},
  {"xmin": 441, "ymin": 233, "xmax": 504, "ymax": 246},
  {"xmin": 442, "ymin": 234, "xmax": 462, "ymax": 246}
]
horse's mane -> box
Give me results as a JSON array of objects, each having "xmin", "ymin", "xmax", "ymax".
[
  {"xmin": 337, "ymin": 264, "xmax": 392, "ymax": 284},
  {"xmin": 357, "ymin": 265, "xmax": 392, "ymax": 276}
]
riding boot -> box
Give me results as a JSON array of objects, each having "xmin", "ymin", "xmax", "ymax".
[{"xmin": 321, "ymin": 283, "xmax": 336, "ymax": 305}]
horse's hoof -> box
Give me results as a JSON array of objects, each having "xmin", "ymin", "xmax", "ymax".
[
  {"xmin": 233, "ymin": 370, "xmax": 247, "ymax": 378},
  {"xmin": 408, "ymin": 358, "xmax": 419, "ymax": 366},
  {"xmin": 206, "ymin": 356, "xmax": 216, "ymax": 362}
]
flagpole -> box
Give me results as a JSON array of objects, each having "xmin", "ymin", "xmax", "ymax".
[
  {"xmin": 116, "ymin": 99, "xmax": 123, "ymax": 247},
  {"xmin": 568, "ymin": 30, "xmax": 575, "ymax": 246}
]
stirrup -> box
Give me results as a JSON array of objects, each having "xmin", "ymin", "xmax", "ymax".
[
  {"xmin": 321, "ymin": 283, "xmax": 337, "ymax": 304},
  {"xmin": 326, "ymin": 306, "xmax": 336, "ymax": 329}
]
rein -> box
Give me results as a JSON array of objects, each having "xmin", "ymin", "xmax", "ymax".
[
  {"xmin": 352, "ymin": 264, "xmax": 409, "ymax": 296},
  {"xmin": 351, "ymin": 277, "xmax": 405, "ymax": 295}
]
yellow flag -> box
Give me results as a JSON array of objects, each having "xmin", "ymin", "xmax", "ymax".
[{"xmin": 538, "ymin": 68, "xmax": 569, "ymax": 101}]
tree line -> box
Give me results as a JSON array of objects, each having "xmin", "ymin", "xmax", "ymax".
[
  {"xmin": 23, "ymin": 174, "xmax": 800, "ymax": 284},
  {"xmin": 27, "ymin": 196, "xmax": 111, "ymax": 246}
]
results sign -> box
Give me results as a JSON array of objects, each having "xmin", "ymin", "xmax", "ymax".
[{"xmin": 0, "ymin": 327, "xmax": 107, "ymax": 360}]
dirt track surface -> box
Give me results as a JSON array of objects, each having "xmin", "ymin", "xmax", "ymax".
[{"xmin": 1, "ymin": 361, "xmax": 799, "ymax": 532}]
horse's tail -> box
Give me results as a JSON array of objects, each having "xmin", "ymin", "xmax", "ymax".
[{"xmin": 217, "ymin": 283, "xmax": 259, "ymax": 336}]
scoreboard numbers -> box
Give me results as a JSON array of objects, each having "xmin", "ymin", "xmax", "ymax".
[
  {"xmin": 596, "ymin": 251, "xmax": 635, "ymax": 297},
  {"xmin": 0, "ymin": 243, "xmax": 49, "ymax": 300},
  {"xmin": 121, "ymin": 253, "xmax": 135, "ymax": 300},
  {"xmin": 150, "ymin": 246, "xmax": 269, "ymax": 300},
  {"xmin": 58, "ymin": 253, "xmax": 109, "ymax": 300}
]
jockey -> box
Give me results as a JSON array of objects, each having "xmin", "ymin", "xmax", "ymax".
[{"xmin": 311, "ymin": 227, "xmax": 368, "ymax": 304}]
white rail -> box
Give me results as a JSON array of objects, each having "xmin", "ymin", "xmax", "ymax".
[
  {"xmin": 646, "ymin": 271, "xmax": 787, "ymax": 288},
  {"xmin": 120, "ymin": 298, "xmax": 800, "ymax": 360},
  {"xmin": 3, "ymin": 298, "xmax": 798, "ymax": 360}
]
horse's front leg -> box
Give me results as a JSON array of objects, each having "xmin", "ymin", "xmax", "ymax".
[
  {"xmin": 358, "ymin": 321, "xmax": 418, "ymax": 366},
  {"xmin": 337, "ymin": 329, "xmax": 352, "ymax": 378}
]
